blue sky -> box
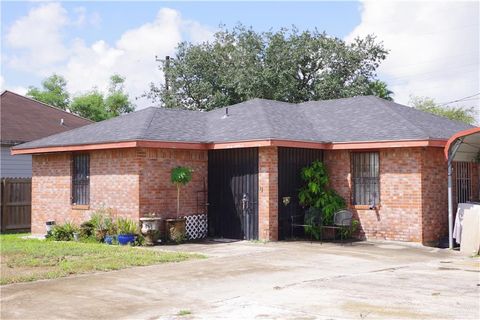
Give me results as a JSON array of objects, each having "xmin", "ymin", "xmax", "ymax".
[{"xmin": 1, "ymin": 1, "xmax": 479, "ymax": 114}]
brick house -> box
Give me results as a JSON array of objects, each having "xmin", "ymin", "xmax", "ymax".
[{"xmin": 11, "ymin": 96, "xmax": 479, "ymax": 245}]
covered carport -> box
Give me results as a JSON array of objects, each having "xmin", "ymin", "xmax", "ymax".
[{"xmin": 444, "ymin": 127, "xmax": 480, "ymax": 249}]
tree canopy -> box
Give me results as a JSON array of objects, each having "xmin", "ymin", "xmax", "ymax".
[
  {"xmin": 26, "ymin": 74, "xmax": 70, "ymax": 110},
  {"xmin": 410, "ymin": 96, "xmax": 477, "ymax": 125},
  {"xmin": 145, "ymin": 25, "xmax": 390, "ymax": 110},
  {"xmin": 27, "ymin": 74, "xmax": 135, "ymax": 122},
  {"xmin": 367, "ymin": 80, "xmax": 393, "ymax": 101},
  {"xmin": 71, "ymin": 75, "xmax": 135, "ymax": 121}
]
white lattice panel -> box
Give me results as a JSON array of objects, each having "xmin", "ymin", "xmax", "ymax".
[{"xmin": 184, "ymin": 214, "xmax": 208, "ymax": 240}]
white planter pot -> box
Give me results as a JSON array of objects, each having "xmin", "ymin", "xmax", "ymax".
[{"xmin": 140, "ymin": 217, "xmax": 162, "ymax": 233}]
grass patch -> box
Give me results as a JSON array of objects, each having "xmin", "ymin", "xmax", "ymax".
[{"xmin": 0, "ymin": 233, "xmax": 204, "ymax": 285}]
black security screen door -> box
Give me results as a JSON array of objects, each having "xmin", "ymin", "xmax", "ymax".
[
  {"xmin": 208, "ymin": 148, "xmax": 258, "ymax": 240},
  {"xmin": 278, "ymin": 147, "xmax": 323, "ymax": 240}
]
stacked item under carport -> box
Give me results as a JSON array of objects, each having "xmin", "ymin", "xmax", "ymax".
[{"xmin": 453, "ymin": 202, "xmax": 480, "ymax": 255}]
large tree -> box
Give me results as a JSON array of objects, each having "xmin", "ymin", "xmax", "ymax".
[
  {"xmin": 26, "ymin": 74, "xmax": 70, "ymax": 110},
  {"xmin": 145, "ymin": 26, "xmax": 389, "ymax": 110},
  {"xmin": 70, "ymin": 90, "xmax": 108, "ymax": 122},
  {"xmin": 367, "ymin": 80, "xmax": 393, "ymax": 101},
  {"xmin": 410, "ymin": 96, "xmax": 477, "ymax": 125},
  {"xmin": 104, "ymin": 74, "xmax": 135, "ymax": 116},
  {"xmin": 29, "ymin": 74, "xmax": 135, "ymax": 122}
]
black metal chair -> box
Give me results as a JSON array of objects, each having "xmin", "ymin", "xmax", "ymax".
[{"xmin": 320, "ymin": 209, "xmax": 354, "ymax": 244}]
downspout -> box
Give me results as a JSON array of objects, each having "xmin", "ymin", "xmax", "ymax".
[{"xmin": 447, "ymin": 138, "xmax": 463, "ymax": 249}]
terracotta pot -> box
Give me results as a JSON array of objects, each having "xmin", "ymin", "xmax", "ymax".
[{"xmin": 165, "ymin": 218, "xmax": 186, "ymax": 243}]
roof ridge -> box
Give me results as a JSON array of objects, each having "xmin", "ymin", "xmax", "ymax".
[
  {"xmin": 258, "ymin": 100, "xmax": 277, "ymax": 138},
  {"xmin": 369, "ymin": 96, "xmax": 431, "ymax": 139},
  {"xmin": 138, "ymin": 107, "xmax": 158, "ymax": 139}
]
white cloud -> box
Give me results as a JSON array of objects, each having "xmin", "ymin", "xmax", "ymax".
[
  {"xmin": 9, "ymin": 86, "xmax": 28, "ymax": 96},
  {"xmin": 347, "ymin": 1, "xmax": 479, "ymax": 113},
  {"xmin": 4, "ymin": 5, "xmax": 214, "ymax": 108},
  {"xmin": 6, "ymin": 2, "xmax": 69, "ymax": 70},
  {"xmin": 72, "ymin": 6, "xmax": 101, "ymax": 28}
]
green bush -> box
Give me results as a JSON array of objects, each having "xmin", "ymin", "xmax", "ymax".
[
  {"xmin": 46, "ymin": 222, "xmax": 79, "ymax": 241},
  {"xmin": 104, "ymin": 217, "xmax": 117, "ymax": 235},
  {"xmin": 89, "ymin": 208, "xmax": 118, "ymax": 241},
  {"xmin": 303, "ymin": 207, "xmax": 322, "ymax": 240},
  {"xmin": 298, "ymin": 160, "xmax": 345, "ymax": 238},
  {"xmin": 79, "ymin": 221, "xmax": 95, "ymax": 238}
]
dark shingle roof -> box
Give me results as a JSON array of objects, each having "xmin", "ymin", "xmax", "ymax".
[
  {"xmin": 13, "ymin": 96, "xmax": 474, "ymax": 150},
  {"xmin": 1, "ymin": 90, "xmax": 92, "ymax": 144}
]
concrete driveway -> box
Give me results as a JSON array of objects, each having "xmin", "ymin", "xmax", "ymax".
[{"xmin": 1, "ymin": 240, "xmax": 479, "ymax": 319}]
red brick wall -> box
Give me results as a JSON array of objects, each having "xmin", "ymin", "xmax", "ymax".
[
  {"xmin": 138, "ymin": 148, "xmax": 208, "ymax": 218},
  {"xmin": 421, "ymin": 147, "xmax": 448, "ymax": 245},
  {"xmin": 325, "ymin": 147, "xmax": 443, "ymax": 243},
  {"xmin": 258, "ymin": 146, "xmax": 278, "ymax": 241},
  {"xmin": 31, "ymin": 153, "xmax": 71, "ymax": 234},
  {"xmin": 31, "ymin": 148, "xmax": 207, "ymax": 234},
  {"xmin": 90, "ymin": 149, "xmax": 141, "ymax": 220}
]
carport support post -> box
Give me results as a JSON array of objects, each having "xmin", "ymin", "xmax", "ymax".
[
  {"xmin": 447, "ymin": 138, "xmax": 463, "ymax": 249},
  {"xmin": 447, "ymin": 162, "xmax": 453, "ymax": 249}
]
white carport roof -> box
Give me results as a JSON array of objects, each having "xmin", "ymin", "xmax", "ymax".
[{"xmin": 444, "ymin": 127, "xmax": 480, "ymax": 162}]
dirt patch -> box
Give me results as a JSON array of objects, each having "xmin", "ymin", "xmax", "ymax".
[{"xmin": 342, "ymin": 301, "xmax": 434, "ymax": 319}]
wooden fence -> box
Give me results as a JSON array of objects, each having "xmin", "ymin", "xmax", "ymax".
[{"xmin": 1, "ymin": 178, "xmax": 31, "ymax": 232}]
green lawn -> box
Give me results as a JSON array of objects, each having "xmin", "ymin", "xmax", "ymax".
[{"xmin": 0, "ymin": 234, "xmax": 203, "ymax": 285}]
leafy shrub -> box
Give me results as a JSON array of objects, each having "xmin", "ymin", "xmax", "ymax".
[
  {"xmin": 303, "ymin": 207, "xmax": 322, "ymax": 240},
  {"xmin": 116, "ymin": 217, "xmax": 139, "ymax": 235},
  {"xmin": 104, "ymin": 217, "xmax": 117, "ymax": 235},
  {"xmin": 298, "ymin": 161, "xmax": 345, "ymax": 225},
  {"xmin": 46, "ymin": 222, "xmax": 79, "ymax": 241},
  {"xmin": 168, "ymin": 225, "xmax": 186, "ymax": 244},
  {"xmin": 132, "ymin": 234, "xmax": 145, "ymax": 246},
  {"xmin": 79, "ymin": 221, "xmax": 95, "ymax": 238},
  {"xmin": 340, "ymin": 219, "xmax": 360, "ymax": 239},
  {"xmin": 89, "ymin": 208, "xmax": 117, "ymax": 241}
]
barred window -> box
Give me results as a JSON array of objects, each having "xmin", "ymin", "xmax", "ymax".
[
  {"xmin": 352, "ymin": 152, "xmax": 379, "ymax": 206},
  {"xmin": 72, "ymin": 154, "xmax": 90, "ymax": 205}
]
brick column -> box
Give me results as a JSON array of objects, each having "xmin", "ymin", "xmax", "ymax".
[{"xmin": 258, "ymin": 146, "xmax": 278, "ymax": 241}]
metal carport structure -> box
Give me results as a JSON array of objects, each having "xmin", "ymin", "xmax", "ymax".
[{"xmin": 444, "ymin": 127, "xmax": 480, "ymax": 249}]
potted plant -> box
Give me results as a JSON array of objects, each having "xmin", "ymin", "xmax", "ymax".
[
  {"xmin": 104, "ymin": 216, "xmax": 118, "ymax": 245},
  {"xmin": 140, "ymin": 212, "xmax": 162, "ymax": 246},
  {"xmin": 165, "ymin": 166, "xmax": 192, "ymax": 243},
  {"xmin": 90, "ymin": 211, "xmax": 108, "ymax": 241},
  {"xmin": 116, "ymin": 217, "xmax": 139, "ymax": 245}
]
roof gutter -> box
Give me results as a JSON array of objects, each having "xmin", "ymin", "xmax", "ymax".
[{"xmin": 11, "ymin": 138, "xmax": 448, "ymax": 155}]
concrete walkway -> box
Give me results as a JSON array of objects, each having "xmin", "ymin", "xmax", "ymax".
[{"xmin": 1, "ymin": 240, "xmax": 479, "ymax": 319}]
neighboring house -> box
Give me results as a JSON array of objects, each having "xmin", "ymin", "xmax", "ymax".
[
  {"xmin": 12, "ymin": 96, "xmax": 479, "ymax": 245},
  {"xmin": 1, "ymin": 90, "xmax": 92, "ymax": 177}
]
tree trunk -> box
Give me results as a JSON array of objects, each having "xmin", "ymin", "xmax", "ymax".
[{"xmin": 177, "ymin": 185, "xmax": 180, "ymax": 217}]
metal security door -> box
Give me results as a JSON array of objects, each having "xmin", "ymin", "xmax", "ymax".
[
  {"xmin": 208, "ymin": 148, "xmax": 258, "ymax": 240},
  {"xmin": 278, "ymin": 147, "xmax": 324, "ymax": 240}
]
